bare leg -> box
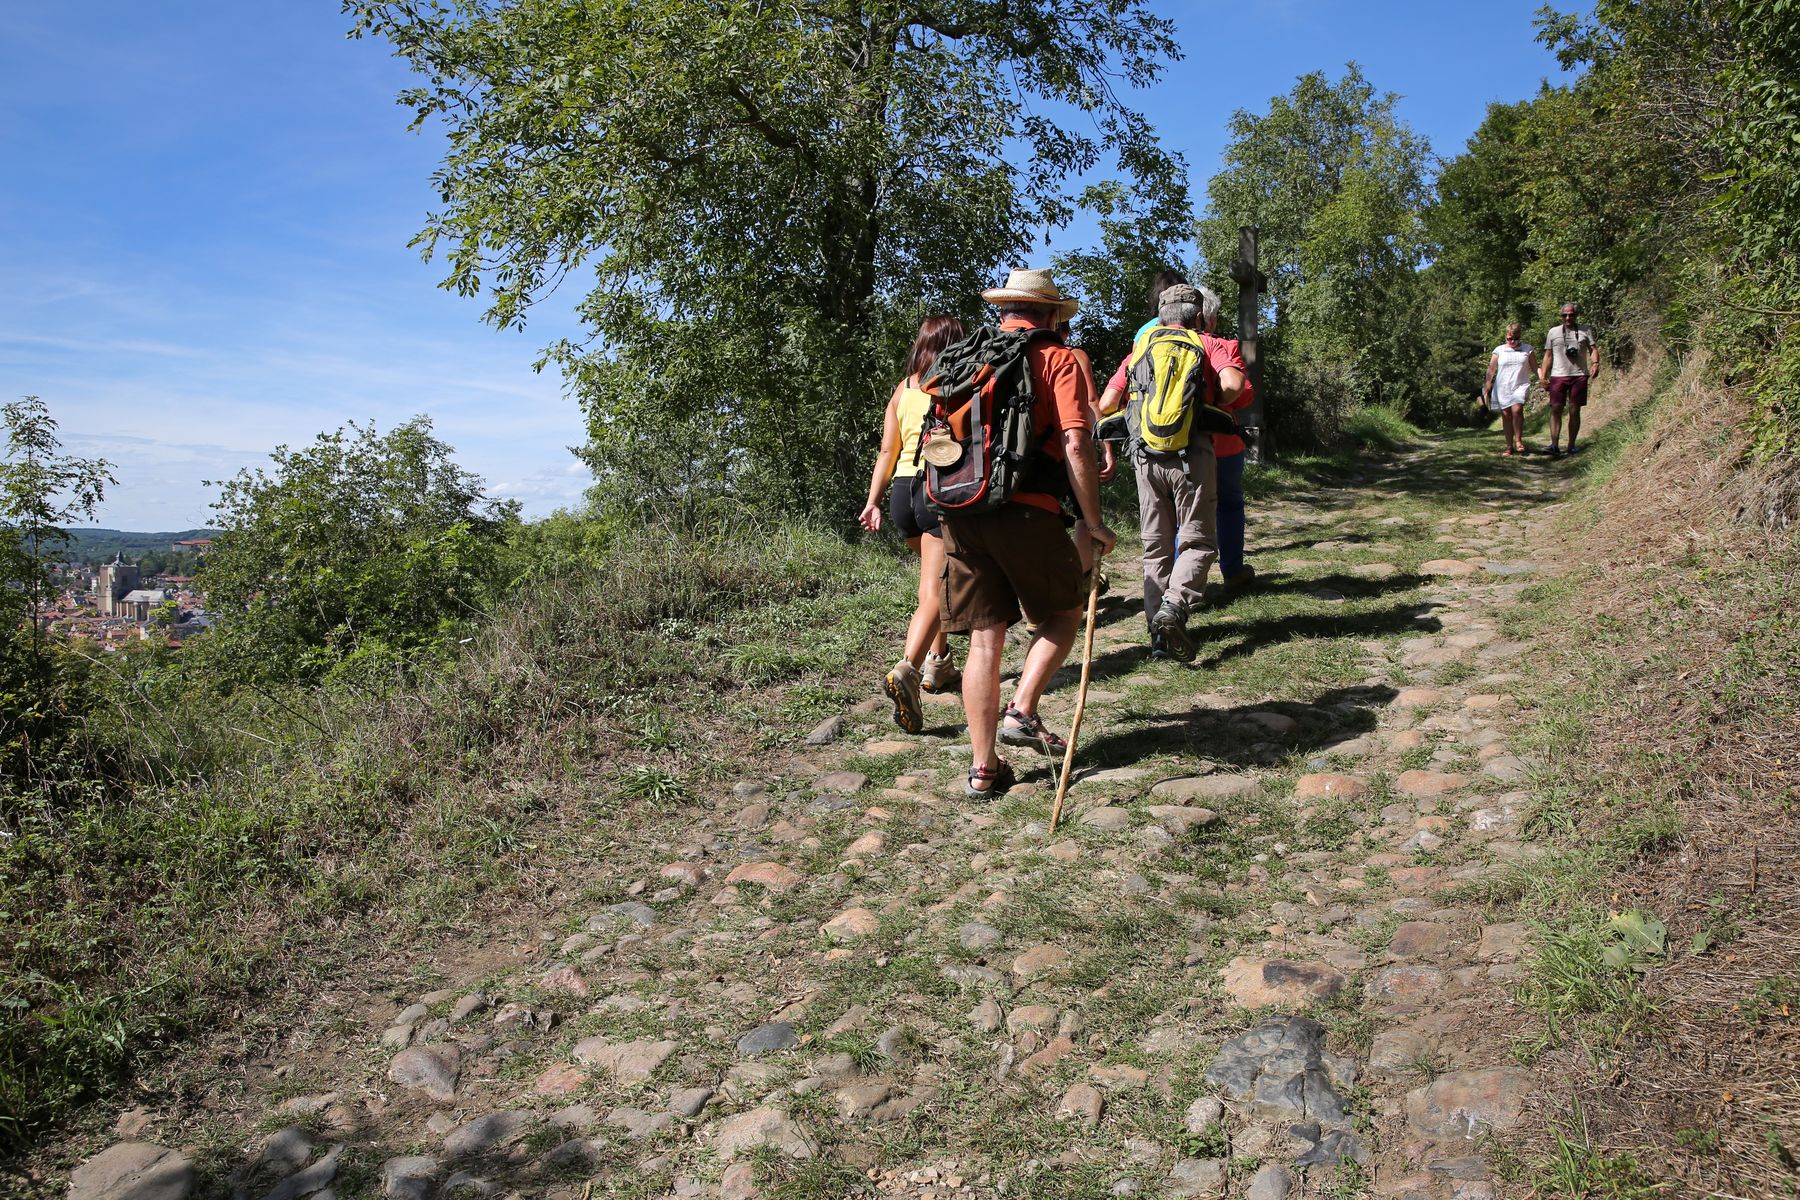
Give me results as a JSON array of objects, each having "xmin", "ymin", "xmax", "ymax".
[
  {"xmin": 1548, "ymin": 405, "xmax": 1565, "ymax": 449},
  {"xmin": 1568, "ymin": 405, "xmax": 1583, "ymax": 449},
  {"xmin": 1009, "ymin": 608, "xmax": 1080, "ymax": 716},
  {"xmin": 963, "ymin": 623, "xmax": 1006, "ymax": 771},
  {"xmin": 902, "ymin": 534, "xmax": 949, "ymax": 664}
]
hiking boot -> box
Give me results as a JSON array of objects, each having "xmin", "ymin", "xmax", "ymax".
[
  {"xmin": 1223, "ymin": 563, "xmax": 1258, "ymax": 589},
  {"xmin": 920, "ymin": 651, "xmax": 960, "ymax": 694},
  {"xmin": 1151, "ymin": 599, "xmax": 1197, "ymax": 663},
  {"xmin": 1148, "ymin": 629, "xmax": 1170, "ymax": 660},
  {"xmin": 883, "ymin": 659, "xmax": 924, "ymax": 734},
  {"xmin": 999, "ymin": 704, "xmax": 1067, "ymax": 756},
  {"xmin": 966, "ymin": 757, "xmax": 1016, "ymax": 800}
]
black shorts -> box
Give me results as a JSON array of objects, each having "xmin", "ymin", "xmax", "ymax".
[{"xmin": 888, "ymin": 474, "xmax": 941, "ymax": 539}]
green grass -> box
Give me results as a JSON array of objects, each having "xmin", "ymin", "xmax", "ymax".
[{"xmin": 0, "ymin": 519, "xmax": 912, "ymax": 1151}]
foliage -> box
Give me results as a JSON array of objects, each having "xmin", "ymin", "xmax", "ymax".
[
  {"xmin": 1709, "ymin": 0, "xmax": 1800, "ymax": 460},
  {"xmin": 1493, "ymin": 0, "xmax": 1800, "ymax": 465},
  {"xmin": 197, "ymin": 417, "xmax": 520, "ymax": 686},
  {"xmin": 1195, "ymin": 66, "xmax": 1431, "ymax": 443},
  {"xmin": 1051, "ymin": 160, "xmax": 1193, "ymax": 380},
  {"xmin": 0, "ymin": 398, "xmax": 113, "ymax": 785},
  {"xmin": 348, "ymin": 0, "xmax": 1183, "ymax": 524}
]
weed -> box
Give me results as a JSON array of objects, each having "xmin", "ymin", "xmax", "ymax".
[
  {"xmin": 1317, "ymin": 1160, "xmax": 1370, "ymax": 1199},
  {"xmin": 1397, "ymin": 744, "xmax": 1433, "ymax": 771},
  {"xmin": 1739, "ymin": 973, "xmax": 1800, "ymax": 1022},
  {"xmin": 1543, "ymin": 1099, "xmax": 1661, "ymax": 1199},
  {"xmin": 1517, "ymin": 912, "xmax": 1659, "ymax": 1044},
  {"xmin": 1689, "ymin": 893, "xmax": 1751, "ymax": 956},
  {"xmin": 1174, "ymin": 1120, "xmax": 1228, "ymax": 1159},
  {"xmin": 616, "ymin": 764, "xmax": 691, "ymax": 808}
]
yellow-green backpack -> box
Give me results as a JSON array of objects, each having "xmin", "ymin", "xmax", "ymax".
[{"xmin": 1126, "ymin": 326, "xmax": 1238, "ymax": 461}]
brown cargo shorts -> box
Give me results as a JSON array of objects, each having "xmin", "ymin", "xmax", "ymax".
[{"xmin": 939, "ymin": 503, "xmax": 1082, "ymax": 633}]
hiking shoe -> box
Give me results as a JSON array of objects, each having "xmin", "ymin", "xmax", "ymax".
[
  {"xmin": 883, "ymin": 659, "xmax": 924, "ymax": 734},
  {"xmin": 1149, "ymin": 630, "xmax": 1170, "ymax": 660},
  {"xmin": 1223, "ymin": 563, "xmax": 1258, "ymax": 589},
  {"xmin": 920, "ymin": 651, "xmax": 960, "ymax": 694},
  {"xmin": 1151, "ymin": 599, "xmax": 1197, "ymax": 663},
  {"xmin": 999, "ymin": 704, "xmax": 1067, "ymax": 756},
  {"xmin": 966, "ymin": 757, "xmax": 1016, "ymax": 800},
  {"xmin": 1547, "ymin": 444, "xmax": 1564, "ymax": 458}
]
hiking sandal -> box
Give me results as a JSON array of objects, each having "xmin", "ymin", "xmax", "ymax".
[
  {"xmin": 999, "ymin": 704, "xmax": 1067, "ymax": 756},
  {"xmin": 966, "ymin": 757, "xmax": 1016, "ymax": 800}
]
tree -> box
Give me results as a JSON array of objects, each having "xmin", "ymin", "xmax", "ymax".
[
  {"xmin": 1052, "ymin": 158, "xmax": 1194, "ymax": 383},
  {"xmin": 348, "ymin": 0, "xmax": 1183, "ymax": 522},
  {"xmin": 198, "ymin": 417, "xmax": 520, "ymax": 685},
  {"xmin": 1196, "ymin": 66, "xmax": 1431, "ymax": 438},
  {"xmin": 0, "ymin": 398, "xmax": 113, "ymax": 783}
]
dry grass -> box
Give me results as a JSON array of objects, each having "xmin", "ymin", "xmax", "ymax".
[{"xmin": 1508, "ymin": 344, "xmax": 1800, "ymax": 1197}]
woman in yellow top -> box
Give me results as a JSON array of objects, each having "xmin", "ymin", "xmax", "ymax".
[{"xmin": 858, "ymin": 315, "xmax": 964, "ymax": 734}]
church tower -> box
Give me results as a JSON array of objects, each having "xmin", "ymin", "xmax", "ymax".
[{"xmin": 98, "ymin": 552, "xmax": 140, "ymax": 617}]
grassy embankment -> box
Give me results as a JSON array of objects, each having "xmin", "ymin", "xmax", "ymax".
[
  {"xmin": 1456, "ymin": 351, "xmax": 1799, "ymax": 1196},
  {"xmin": 1, "ymin": 524, "xmax": 912, "ymax": 1150}
]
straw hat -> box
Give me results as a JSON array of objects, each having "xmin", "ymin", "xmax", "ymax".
[{"xmin": 982, "ymin": 268, "xmax": 1079, "ymax": 320}]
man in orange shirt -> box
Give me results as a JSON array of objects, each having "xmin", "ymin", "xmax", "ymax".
[{"xmin": 940, "ymin": 269, "xmax": 1117, "ymax": 799}]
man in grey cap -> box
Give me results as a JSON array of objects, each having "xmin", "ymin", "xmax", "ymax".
[{"xmin": 1120, "ymin": 283, "xmax": 1246, "ymax": 660}]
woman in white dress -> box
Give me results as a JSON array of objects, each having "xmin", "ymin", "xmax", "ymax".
[{"xmin": 1482, "ymin": 322, "xmax": 1538, "ymax": 457}]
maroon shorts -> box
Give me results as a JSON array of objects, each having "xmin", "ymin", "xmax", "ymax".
[{"xmin": 1546, "ymin": 375, "xmax": 1589, "ymax": 408}]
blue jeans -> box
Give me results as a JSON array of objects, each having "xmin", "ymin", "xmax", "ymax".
[{"xmin": 1215, "ymin": 451, "xmax": 1246, "ymax": 576}]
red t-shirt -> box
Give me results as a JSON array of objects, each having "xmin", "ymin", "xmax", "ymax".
[
  {"xmin": 1001, "ymin": 314, "xmax": 1093, "ymax": 513},
  {"xmin": 1107, "ymin": 330, "xmax": 1254, "ymax": 457}
]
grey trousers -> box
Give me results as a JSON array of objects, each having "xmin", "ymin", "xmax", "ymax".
[{"xmin": 1135, "ymin": 445, "xmax": 1218, "ymax": 622}]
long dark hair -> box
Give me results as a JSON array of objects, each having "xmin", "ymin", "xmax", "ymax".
[
  {"xmin": 906, "ymin": 315, "xmax": 965, "ymax": 379},
  {"xmin": 1147, "ymin": 268, "xmax": 1188, "ymax": 315}
]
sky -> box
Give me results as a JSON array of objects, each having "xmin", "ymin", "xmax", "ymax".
[{"xmin": 0, "ymin": 2, "xmax": 1574, "ymax": 529}]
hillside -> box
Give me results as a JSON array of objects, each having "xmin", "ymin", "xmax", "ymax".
[
  {"xmin": 26, "ymin": 351, "xmax": 1792, "ymax": 1200},
  {"xmin": 63, "ymin": 528, "xmax": 217, "ymax": 563}
]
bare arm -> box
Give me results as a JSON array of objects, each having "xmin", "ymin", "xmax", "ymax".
[
  {"xmin": 859, "ymin": 384, "xmax": 904, "ymax": 530},
  {"xmin": 1217, "ymin": 366, "xmax": 1245, "ymax": 407},
  {"xmin": 1098, "ymin": 383, "xmax": 1127, "ymax": 417},
  {"xmin": 1482, "ymin": 353, "xmax": 1498, "ymax": 397},
  {"xmin": 1061, "ymin": 426, "xmax": 1116, "ymax": 556},
  {"xmin": 1588, "ymin": 338, "xmax": 1602, "ymax": 380}
]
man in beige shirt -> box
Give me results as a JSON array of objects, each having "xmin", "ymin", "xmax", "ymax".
[{"xmin": 1538, "ymin": 303, "xmax": 1602, "ymax": 456}]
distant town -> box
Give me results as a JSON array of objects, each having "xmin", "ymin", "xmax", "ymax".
[{"xmin": 46, "ymin": 532, "xmax": 217, "ymax": 650}]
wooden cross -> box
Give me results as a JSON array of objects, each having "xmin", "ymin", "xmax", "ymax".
[{"xmin": 1229, "ymin": 225, "xmax": 1269, "ymax": 461}]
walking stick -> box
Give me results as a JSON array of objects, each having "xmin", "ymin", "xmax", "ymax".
[{"xmin": 1049, "ymin": 562, "xmax": 1103, "ymax": 833}]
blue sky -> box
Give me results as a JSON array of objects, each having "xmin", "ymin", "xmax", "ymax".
[{"xmin": 1, "ymin": 2, "xmax": 1573, "ymax": 529}]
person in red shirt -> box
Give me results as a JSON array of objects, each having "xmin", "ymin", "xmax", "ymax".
[
  {"xmin": 1099, "ymin": 272, "xmax": 1257, "ymax": 614},
  {"xmin": 939, "ymin": 269, "xmax": 1117, "ymax": 799}
]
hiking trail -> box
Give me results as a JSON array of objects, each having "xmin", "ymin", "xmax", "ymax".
[{"xmin": 65, "ymin": 430, "xmax": 1583, "ymax": 1200}]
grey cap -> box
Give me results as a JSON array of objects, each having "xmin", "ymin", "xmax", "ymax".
[{"xmin": 1159, "ymin": 283, "xmax": 1201, "ymax": 307}]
